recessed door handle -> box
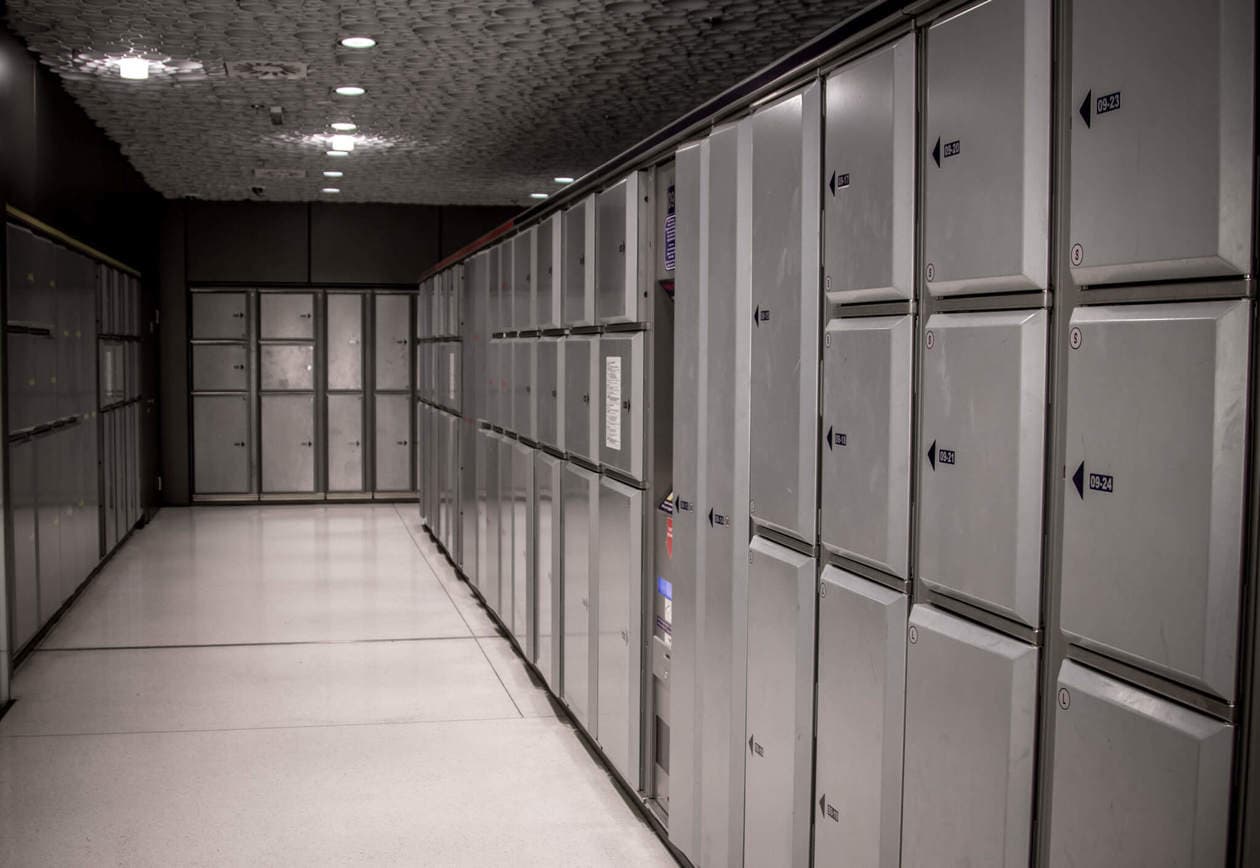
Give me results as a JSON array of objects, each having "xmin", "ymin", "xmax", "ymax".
[
  {"xmin": 301, "ymin": 440, "xmax": 313, "ymax": 447},
  {"xmin": 233, "ymin": 364, "xmax": 245, "ymax": 370},
  {"xmin": 397, "ymin": 440, "xmax": 409, "ymax": 446},
  {"xmin": 350, "ymin": 440, "xmax": 360, "ymax": 447},
  {"xmin": 233, "ymin": 441, "xmax": 246, "ymax": 448},
  {"xmin": 299, "ymin": 313, "xmax": 312, "ymax": 319},
  {"xmin": 232, "ymin": 312, "xmax": 245, "ymax": 318},
  {"xmin": 395, "ymin": 339, "xmax": 409, "ymax": 345}
]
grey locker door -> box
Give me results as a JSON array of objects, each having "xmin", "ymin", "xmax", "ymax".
[
  {"xmin": 447, "ymin": 345, "xmax": 462, "ymax": 413},
  {"xmin": 374, "ymin": 294, "xmax": 412, "ymax": 391},
  {"xmin": 513, "ymin": 229, "xmax": 535, "ymax": 332},
  {"xmin": 259, "ymin": 344, "xmax": 315, "ymax": 391},
  {"xmin": 514, "ymin": 340, "xmax": 535, "ymax": 441},
  {"xmin": 562, "ymin": 461, "xmax": 599, "ymax": 729},
  {"xmin": 599, "ymin": 332, "xmax": 645, "ymax": 481},
  {"xmin": 596, "ymin": 174, "xmax": 646, "ymax": 324},
  {"xmin": 486, "ymin": 245, "xmax": 501, "ymax": 335},
  {"xmin": 564, "ymin": 335, "xmax": 597, "ymax": 462},
  {"xmin": 918, "ymin": 310, "xmax": 1047, "ymax": 626},
  {"xmin": 461, "ymin": 419, "xmax": 478, "ymax": 575},
  {"xmin": 1048, "ymin": 661, "xmax": 1232, "ymax": 868},
  {"xmin": 535, "ymin": 451, "xmax": 562, "ymax": 692},
  {"xmin": 261, "ymin": 394, "xmax": 315, "ymax": 493},
  {"xmin": 36, "ymin": 431, "xmax": 64, "ymax": 622},
  {"xmin": 497, "ymin": 437, "xmax": 515, "ymax": 625},
  {"xmin": 416, "ymin": 281, "xmax": 429, "ymax": 341},
  {"xmin": 901, "ymin": 604, "xmax": 1038, "ymax": 868},
  {"xmin": 327, "ymin": 293, "xmax": 363, "ymax": 391},
  {"xmin": 375, "ymin": 393, "xmax": 413, "ymax": 492},
  {"xmin": 6, "ymin": 225, "xmax": 38, "ymax": 325},
  {"xmin": 259, "ymin": 292, "xmax": 314, "ymax": 340},
  {"xmin": 562, "ymin": 197, "xmax": 595, "ymax": 327},
  {"xmin": 512, "ymin": 443, "xmax": 535, "ymax": 653},
  {"xmin": 1061, "ymin": 300, "xmax": 1249, "ymax": 699},
  {"xmin": 1069, "ymin": 0, "xmax": 1254, "ymax": 285},
  {"xmin": 192, "ymin": 344, "xmax": 248, "ymax": 392},
  {"xmin": 814, "ymin": 567, "xmax": 907, "ymax": 868},
  {"xmin": 328, "ymin": 394, "xmax": 364, "ymax": 492},
  {"xmin": 191, "ymin": 292, "xmax": 248, "ymax": 340},
  {"xmin": 824, "ymin": 33, "xmax": 916, "ymax": 303},
  {"xmin": 10, "ymin": 439, "xmax": 38, "ymax": 648},
  {"xmin": 193, "ymin": 394, "xmax": 250, "ymax": 494},
  {"xmin": 497, "ymin": 241, "xmax": 514, "ymax": 335},
  {"xmin": 536, "ymin": 213, "xmax": 563, "ymax": 329},
  {"xmin": 9, "ymin": 332, "xmax": 44, "ymax": 433},
  {"xmin": 597, "ymin": 477, "xmax": 644, "ymax": 787},
  {"xmin": 477, "ymin": 431, "xmax": 500, "ymax": 609},
  {"xmin": 748, "ymin": 84, "xmax": 821, "ymax": 543},
  {"xmin": 820, "ymin": 315, "xmax": 912, "ymax": 578},
  {"xmin": 102, "ymin": 412, "xmax": 116, "ymax": 551},
  {"xmin": 743, "ymin": 536, "xmax": 816, "ymax": 868},
  {"xmin": 536, "ymin": 338, "xmax": 561, "ymax": 450},
  {"xmin": 498, "ymin": 340, "xmax": 514, "ymax": 432},
  {"xmin": 923, "ymin": 0, "xmax": 1050, "ymax": 296}
]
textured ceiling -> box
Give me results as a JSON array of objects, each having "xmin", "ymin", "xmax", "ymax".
[{"xmin": 5, "ymin": 0, "xmax": 866, "ymax": 205}]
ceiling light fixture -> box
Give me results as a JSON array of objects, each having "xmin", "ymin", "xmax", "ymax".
[
  {"xmin": 116, "ymin": 57, "xmax": 150, "ymax": 80},
  {"xmin": 340, "ymin": 36, "xmax": 377, "ymax": 49},
  {"xmin": 322, "ymin": 187, "xmax": 341, "ymax": 194},
  {"xmin": 330, "ymin": 122, "xmax": 357, "ymax": 132},
  {"xmin": 330, "ymin": 134, "xmax": 356, "ymax": 152},
  {"xmin": 529, "ymin": 193, "xmax": 548, "ymax": 199},
  {"xmin": 335, "ymin": 85, "xmax": 365, "ymax": 96},
  {"xmin": 323, "ymin": 171, "xmax": 344, "ymax": 178},
  {"xmin": 327, "ymin": 150, "xmax": 350, "ymax": 157},
  {"xmin": 554, "ymin": 176, "xmax": 575, "ymax": 184}
]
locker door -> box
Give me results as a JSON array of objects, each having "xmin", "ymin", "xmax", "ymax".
[
  {"xmin": 477, "ymin": 431, "xmax": 501, "ymax": 609},
  {"xmin": 902, "ymin": 604, "xmax": 1038, "ymax": 868},
  {"xmin": 374, "ymin": 294, "xmax": 412, "ymax": 391},
  {"xmin": 259, "ymin": 345, "xmax": 314, "ymax": 391},
  {"xmin": 820, "ymin": 315, "xmax": 912, "ymax": 578},
  {"xmin": 536, "ymin": 213, "xmax": 563, "ymax": 329},
  {"xmin": 536, "ymin": 337, "xmax": 563, "ymax": 451},
  {"xmin": 191, "ymin": 292, "xmax": 248, "ymax": 339},
  {"xmin": 261, "ymin": 394, "xmax": 315, "ymax": 493},
  {"xmin": 749, "ymin": 83, "xmax": 821, "ymax": 543},
  {"xmin": 596, "ymin": 173, "xmax": 647, "ymax": 324},
  {"xmin": 562, "ymin": 196, "xmax": 596, "ymax": 327},
  {"xmin": 497, "ymin": 437, "xmax": 515, "ymax": 625},
  {"xmin": 824, "ymin": 33, "xmax": 916, "ymax": 303},
  {"xmin": 449, "ymin": 267, "xmax": 462, "ymax": 337},
  {"xmin": 513, "ymin": 340, "xmax": 536, "ymax": 441},
  {"xmin": 102, "ymin": 413, "xmax": 117, "ymax": 551},
  {"xmin": 563, "ymin": 335, "xmax": 598, "ymax": 463},
  {"xmin": 599, "ymin": 333, "xmax": 645, "ymax": 481},
  {"xmin": 6, "ymin": 225, "xmax": 39, "ymax": 325},
  {"xmin": 259, "ymin": 292, "xmax": 314, "ymax": 339},
  {"xmin": 513, "ymin": 228, "xmax": 535, "ymax": 332},
  {"xmin": 193, "ymin": 394, "xmax": 250, "ymax": 494},
  {"xmin": 1048, "ymin": 661, "xmax": 1231, "ymax": 868},
  {"xmin": 374, "ymin": 393, "xmax": 413, "ymax": 492},
  {"xmin": 416, "ymin": 281, "xmax": 430, "ymax": 341},
  {"xmin": 814, "ymin": 567, "xmax": 907, "ymax": 868},
  {"xmin": 512, "ymin": 443, "xmax": 535, "ymax": 653},
  {"xmin": 918, "ymin": 310, "xmax": 1047, "ymax": 626},
  {"xmin": 923, "ymin": 0, "xmax": 1050, "ymax": 296},
  {"xmin": 535, "ymin": 451, "xmax": 562, "ymax": 692},
  {"xmin": 36, "ymin": 432, "xmax": 64, "ymax": 623},
  {"xmin": 447, "ymin": 345, "xmax": 461, "ymax": 414},
  {"xmin": 598, "ymin": 477, "xmax": 644, "ymax": 786},
  {"xmin": 461, "ymin": 419, "xmax": 478, "ymax": 572},
  {"xmin": 9, "ymin": 332, "xmax": 44, "ymax": 433},
  {"xmin": 1069, "ymin": 0, "xmax": 1254, "ymax": 285},
  {"xmin": 10, "ymin": 439, "xmax": 38, "ymax": 648},
  {"xmin": 484, "ymin": 339, "xmax": 500, "ymax": 428},
  {"xmin": 54, "ymin": 249, "xmax": 79, "ymax": 419},
  {"xmin": 562, "ymin": 461, "xmax": 599, "ymax": 729},
  {"xmin": 1061, "ymin": 300, "xmax": 1249, "ymax": 698},
  {"xmin": 328, "ymin": 394, "xmax": 364, "ymax": 492},
  {"xmin": 499, "ymin": 340, "xmax": 514, "ymax": 432},
  {"xmin": 448, "ymin": 414, "xmax": 462, "ymax": 560},
  {"xmin": 498, "ymin": 241, "xmax": 514, "ymax": 335},
  {"xmin": 327, "ymin": 293, "xmax": 363, "ymax": 390},
  {"xmin": 192, "ymin": 344, "xmax": 248, "ymax": 392}
]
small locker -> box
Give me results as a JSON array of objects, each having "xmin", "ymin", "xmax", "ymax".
[
  {"xmin": 535, "ymin": 337, "xmax": 565, "ymax": 451},
  {"xmin": 477, "ymin": 430, "xmax": 501, "ymax": 610},
  {"xmin": 259, "ymin": 344, "xmax": 314, "ymax": 391},
  {"xmin": 820, "ymin": 315, "xmax": 912, "ymax": 578},
  {"xmin": 562, "ymin": 461, "xmax": 599, "ymax": 730},
  {"xmin": 564, "ymin": 335, "xmax": 599, "ymax": 463},
  {"xmin": 327, "ymin": 293, "xmax": 363, "ymax": 391},
  {"xmin": 513, "ymin": 228, "xmax": 535, "ymax": 332},
  {"xmin": 901, "ymin": 604, "xmax": 1038, "ymax": 868},
  {"xmin": 743, "ymin": 536, "xmax": 816, "ymax": 868},
  {"xmin": 446, "ymin": 414, "xmax": 462, "ymax": 553},
  {"xmin": 535, "ymin": 451, "xmax": 563, "ymax": 692},
  {"xmin": 1048, "ymin": 661, "xmax": 1232, "ymax": 868},
  {"xmin": 374, "ymin": 293, "xmax": 412, "ymax": 391},
  {"xmin": 511, "ymin": 441, "xmax": 535, "ymax": 653},
  {"xmin": 193, "ymin": 394, "xmax": 250, "ymax": 494},
  {"xmin": 1061, "ymin": 300, "xmax": 1249, "ymax": 699},
  {"xmin": 535, "ymin": 213, "xmax": 563, "ymax": 329},
  {"xmin": 824, "ymin": 33, "xmax": 916, "ymax": 303},
  {"xmin": 923, "ymin": 0, "xmax": 1051, "ymax": 295},
  {"xmin": 596, "ymin": 172, "xmax": 650, "ymax": 324},
  {"xmin": 259, "ymin": 292, "xmax": 314, "ymax": 340},
  {"xmin": 375, "ymin": 393, "xmax": 413, "ymax": 492},
  {"xmin": 1069, "ymin": 0, "xmax": 1254, "ymax": 285},
  {"xmin": 599, "ymin": 332, "xmax": 645, "ymax": 481},
  {"xmin": 562, "ymin": 195, "xmax": 596, "ymax": 328},
  {"xmin": 449, "ymin": 343, "xmax": 463, "ymax": 412},
  {"xmin": 597, "ymin": 477, "xmax": 644, "ymax": 786},
  {"xmin": 261, "ymin": 394, "xmax": 315, "ymax": 493},
  {"xmin": 748, "ymin": 83, "xmax": 821, "ymax": 543},
  {"xmin": 192, "ymin": 344, "xmax": 248, "ymax": 392},
  {"xmin": 191, "ymin": 292, "xmax": 248, "ymax": 340},
  {"xmin": 513, "ymin": 339, "xmax": 536, "ymax": 442},
  {"xmin": 918, "ymin": 310, "xmax": 1047, "ymax": 626},
  {"xmin": 813, "ymin": 567, "xmax": 907, "ymax": 868},
  {"xmin": 327, "ymin": 394, "xmax": 364, "ymax": 492}
]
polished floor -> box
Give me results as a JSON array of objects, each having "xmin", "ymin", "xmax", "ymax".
[{"xmin": 0, "ymin": 505, "xmax": 675, "ymax": 866}]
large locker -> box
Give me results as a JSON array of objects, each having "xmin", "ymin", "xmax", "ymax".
[
  {"xmin": 327, "ymin": 293, "xmax": 364, "ymax": 390},
  {"xmin": 535, "ymin": 337, "xmax": 564, "ymax": 451},
  {"xmin": 259, "ymin": 344, "xmax": 314, "ymax": 391},
  {"xmin": 563, "ymin": 335, "xmax": 599, "ymax": 463},
  {"xmin": 192, "ymin": 344, "xmax": 248, "ymax": 392},
  {"xmin": 813, "ymin": 567, "xmax": 906, "ymax": 868},
  {"xmin": 562, "ymin": 461, "xmax": 599, "ymax": 730},
  {"xmin": 824, "ymin": 33, "xmax": 915, "ymax": 303},
  {"xmin": 327, "ymin": 394, "xmax": 364, "ymax": 492},
  {"xmin": 535, "ymin": 213, "xmax": 563, "ymax": 329},
  {"xmin": 513, "ymin": 228, "xmax": 535, "ymax": 332},
  {"xmin": 36, "ymin": 431, "xmax": 65, "ymax": 623},
  {"xmin": 597, "ymin": 477, "xmax": 644, "ymax": 786},
  {"xmin": 1061, "ymin": 300, "xmax": 1249, "ymax": 699},
  {"xmin": 497, "ymin": 340, "xmax": 514, "ymax": 432},
  {"xmin": 416, "ymin": 280, "xmax": 431, "ymax": 341},
  {"xmin": 497, "ymin": 241, "xmax": 514, "ymax": 335},
  {"xmin": 599, "ymin": 332, "xmax": 645, "ymax": 481},
  {"xmin": 486, "ymin": 244, "xmax": 502, "ymax": 335},
  {"xmin": 461, "ymin": 419, "xmax": 479, "ymax": 575},
  {"xmin": 923, "ymin": 0, "xmax": 1050, "ymax": 296},
  {"xmin": 374, "ymin": 294, "xmax": 412, "ymax": 391},
  {"xmin": 375, "ymin": 393, "xmax": 413, "ymax": 492},
  {"xmin": 820, "ymin": 315, "xmax": 912, "ymax": 578},
  {"xmin": 1069, "ymin": 0, "xmax": 1254, "ymax": 285},
  {"xmin": 901, "ymin": 604, "xmax": 1038, "ymax": 867},
  {"xmin": 6, "ymin": 225, "xmax": 39, "ymax": 325},
  {"xmin": 261, "ymin": 395, "xmax": 315, "ymax": 493},
  {"xmin": 748, "ymin": 83, "xmax": 821, "ymax": 543},
  {"xmin": 596, "ymin": 172, "xmax": 650, "ymax": 324},
  {"xmin": 562, "ymin": 196, "xmax": 596, "ymax": 327},
  {"xmin": 534, "ymin": 451, "xmax": 562, "ymax": 692},
  {"xmin": 259, "ymin": 292, "xmax": 314, "ymax": 340},
  {"xmin": 743, "ymin": 536, "xmax": 816, "ymax": 868},
  {"xmin": 447, "ymin": 268, "xmax": 462, "ymax": 337},
  {"xmin": 1047, "ymin": 661, "xmax": 1232, "ymax": 867},
  {"xmin": 193, "ymin": 394, "xmax": 250, "ymax": 493},
  {"xmin": 918, "ymin": 310, "xmax": 1046, "ymax": 626},
  {"xmin": 476, "ymin": 430, "xmax": 501, "ymax": 610},
  {"xmin": 484, "ymin": 339, "xmax": 503, "ymax": 429},
  {"xmin": 9, "ymin": 332, "xmax": 51, "ymax": 432},
  {"xmin": 497, "ymin": 436, "xmax": 516, "ymax": 625},
  {"xmin": 102, "ymin": 412, "xmax": 117, "ymax": 550},
  {"xmin": 10, "ymin": 439, "xmax": 38, "ymax": 648},
  {"xmin": 511, "ymin": 442, "xmax": 535, "ymax": 654},
  {"xmin": 513, "ymin": 340, "xmax": 536, "ymax": 441},
  {"xmin": 191, "ymin": 292, "xmax": 248, "ymax": 340}
]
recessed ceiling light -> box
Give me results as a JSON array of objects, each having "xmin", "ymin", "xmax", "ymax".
[
  {"xmin": 529, "ymin": 193, "xmax": 548, "ymax": 199},
  {"xmin": 330, "ymin": 122, "xmax": 357, "ymax": 132},
  {"xmin": 340, "ymin": 36, "xmax": 377, "ymax": 49},
  {"xmin": 323, "ymin": 171, "xmax": 344, "ymax": 178},
  {"xmin": 554, "ymin": 176, "xmax": 575, "ymax": 184},
  {"xmin": 327, "ymin": 150, "xmax": 350, "ymax": 157},
  {"xmin": 335, "ymin": 85, "xmax": 365, "ymax": 96},
  {"xmin": 116, "ymin": 57, "xmax": 150, "ymax": 80},
  {"xmin": 322, "ymin": 187, "xmax": 341, "ymax": 194},
  {"xmin": 330, "ymin": 134, "xmax": 356, "ymax": 152}
]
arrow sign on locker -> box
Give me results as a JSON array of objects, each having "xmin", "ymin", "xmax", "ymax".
[
  {"xmin": 927, "ymin": 440, "xmax": 936, "ymax": 470},
  {"xmin": 932, "ymin": 137, "xmax": 941, "ymax": 168},
  {"xmin": 1079, "ymin": 90, "xmax": 1092, "ymax": 128}
]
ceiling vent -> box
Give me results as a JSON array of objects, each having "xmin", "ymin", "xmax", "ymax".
[
  {"xmin": 226, "ymin": 61, "xmax": 308, "ymax": 81},
  {"xmin": 253, "ymin": 168, "xmax": 307, "ymax": 179}
]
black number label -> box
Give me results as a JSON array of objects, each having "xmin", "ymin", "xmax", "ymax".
[
  {"xmin": 943, "ymin": 140, "xmax": 961, "ymax": 158},
  {"xmin": 1096, "ymin": 91, "xmax": 1121, "ymax": 115},
  {"xmin": 938, "ymin": 449, "xmax": 956, "ymax": 465},
  {"xmin": 1088, "ymin": 473, "xmax": 1114, "ymax": 493},
  {"xmin": 835, "ymin": 173, "xmax": 851, "ymax": 188}
]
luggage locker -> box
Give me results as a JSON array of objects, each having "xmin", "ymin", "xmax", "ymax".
[
  {"xmin": 535, "ymin": 213, "xmax": 563, "ymax": 329},
  {"xmin": 511, "ymin": 441, "xmax": 535, "ymax": 654},
  {"xmin": 562, "ymin": 461, "xmax": 599, "ymax": 730},
  {"xmin": 535, "ymin": 337, "xmax": 564, "ymax": 452},
  {"xmin": 191, "ymin": 344, "xmax": 248, "ymax": 392},
  {"xmin": 193, "ymin": 395, "xmax": 250, "ymax": 494},
  {"xmin": 598, "ymin": 333, "xmax": 645, "ymax": 481},
  {"xmin": 596, "ymin": 172, "xmax": 651, "ymax": 325},
  {"xmin": 10, "ymin": 439, "xmax": 38, "ymax": 648},
  {"xmin": 513, "ymin": 228, "xmax": 536, "ymax": 332},
  {"xmin": 374, "ymin": 293, "xmax": 412, "ymax": 391},
  {"xmin": 534, "ymin": 451, "xmax": 563, "ymax": 692},
  {"xmin": 562, "ymin": 196, "xmax": 597, "ymax": 328},
  {"xmin": 497, "ymin": 435, "xmax": 515, "ymax": 625},
  {"xmin": 563, "ymin": 335, "xmax": 599, "ymax": 463},
  {"xmin": 328, "ymin": 394, "xmax": 364, "ymax": 492},
  {"xmin": 36, "ymin": 431, "xmax": 64, "ymax": 622},
  {"xmin": 513, "ymin": 340, "xmax": 536, "ymax": 442},
  {"xmin": 191, "ymin": 291, "xmax": 248, "ymax": 340},
  {"xmin": 461, "ymin": 419, "xmax": 479, "ymax": 576},
  {"xmin": 259, "ymin": 292, "xmax": 314, "ymax": 340},
  {"xmin": 259, "ymin": 344, "xmax": 314, "ymax": 391},
  {"xmin": 477, "ymin": 430, "xmax": 501, "ymax": 608},
  {"xmin": 261, "ymin": 395, "xmax": 316, "ymax": 493}
]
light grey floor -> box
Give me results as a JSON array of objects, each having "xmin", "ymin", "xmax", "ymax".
[{"xmin": 0, "ymin": 504, "xmax": 674, "ymax": 867}]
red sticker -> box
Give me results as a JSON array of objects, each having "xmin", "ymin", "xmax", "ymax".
[{"xmin": 666, "ymin": 517, "xmax": 673, "ymax": 559}]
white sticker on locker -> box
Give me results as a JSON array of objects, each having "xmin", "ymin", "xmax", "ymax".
[
  {"xmin": 449, "ymin": 356, "xmax": 455, "ymax": 396},
  {"xmin": 605, "ymin": 355, "xmax": 622, "ymax": 451}
]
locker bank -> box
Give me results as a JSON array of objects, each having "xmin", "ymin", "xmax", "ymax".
[{"xmin": 0, "ymin": 0, "xmax": 1256, "ymax": 865}]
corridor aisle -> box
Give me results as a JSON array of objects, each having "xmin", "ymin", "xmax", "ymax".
[{"xmin": 0, "ymin": 505, "xmax": 674, "ymax": 867}]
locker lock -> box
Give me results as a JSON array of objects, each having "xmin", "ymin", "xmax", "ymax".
[
  {"xmin": 622, "ymin": 400, "xmax": 630, "ymax": 412},
  {"xmin": 397, "ymin": 440, "xmax": 409, "ymax": 446},
  {"xmin": 233, "ymin": 364, "xmax": 245, "ymax": 371},
  {"xmin": 582, "ymin": 394, "xmax": 590, "ymax": 404},
  {"xmin": 233, "ymin": 441, "xmax": 246, "ymax": 448},
  {"xmin": 301, "ymin": 440, "xmax": 313, "ymax": 447},
  {"xmin": 232, "ymin": 312, "xmax": 245, "ymax": 319},
  {"xmin": 299, "ymin": 313, "xmax": 312, "ymax": 319},
  {"xmin": 351, "ymin": 440, "xmax": 360, "ymax": 447}
]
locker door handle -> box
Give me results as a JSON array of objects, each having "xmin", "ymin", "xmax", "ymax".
[
  {"xmin": 350, "ymin": 440, "xmax": 360, "ymax": 447},
  {"xmin": 232, "ymin": 364, "xmax": 245, "ymax": 370},
  {"xmin": 299, "ymin": 313, "xmax": 312, "ymax": 319},
  {"xmin": 395, "ymin": 339, "xmax": 409, "ymax": 345},
  {"xmin": 582, "ymin": 394, "xmax": 590, "ymax": 404},
  {"xmin": 232, "ymin": 312, "xmax": 245, "ymax": 319},
  {"xmin": 622, "ymin": 400, "xmax": 630, "ymax": 412},
  {"xmin": 233, "ymin": 441, "xmax": 246, "ymax": 448},
  {"xmin": 301, "ymin": 441, "xmax": 313, "ymax": 447},
  {"xmin": 397, "ymin": 440, "xmax": 409, "ymax": 446}
]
